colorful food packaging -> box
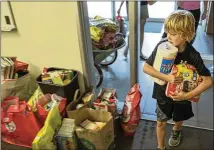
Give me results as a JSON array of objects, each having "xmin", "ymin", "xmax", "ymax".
[
  {"xmin": 121, "ymin": 84, "xmax": 142, "ymax": 136},
  {"xmin": 166, "ymin": 63, "xmax": 203, "ymax": 102}
]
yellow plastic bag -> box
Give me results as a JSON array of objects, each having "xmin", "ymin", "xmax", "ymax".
[
  {"xmin": 90, "ymin": 26, "xmax": 103, "ymax": 42},
  {"xmin": 32, "ymin": 101, "xmax": 62, "ymax": 150},
  {"xmin": 28, "ymin": 87, "xmax": 43, "ymax": 112}
]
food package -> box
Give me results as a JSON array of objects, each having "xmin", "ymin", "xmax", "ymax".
[
  {"xmin": 121, "ymin": 84, "xmax": 142, "ymax": 136},
  {"xmin": 93, "ymin": 88, "xmax": 118, "ymax": 117},
  {"xmin": 80, "ymin": 119, "xmax": 100, "ymax": 131},
  {"xmin": 151, "ymin": 41, "xmax": 178, "ymax": 85},
  {"xmin": 94, "ymin": 122, "xmax": 106, "ymax": 129},
  {"xmin": 90, "ymin": 26, "xmax": 104, "ymax": 42},
  {"xmin": 166, "ymin": 63, "xmax": 203, "ymax": 102},
  {"xmin": 41, "ymin": 70, "xmax": 74, "ymax": 86},
  {"xmin": 56, "ymin": 118, "xmax": 78, "ymax": 150}
]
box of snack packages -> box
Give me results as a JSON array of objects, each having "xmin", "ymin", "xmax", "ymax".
[
  {"xmin": 166, "ymin": 63, "xmax": 203, "ymax": 102},
  {"xmin": 75, "ymin": 108, "xmax": 114, "ymax": 150}
]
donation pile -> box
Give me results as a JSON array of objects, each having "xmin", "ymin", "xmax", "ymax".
[{"xmin": 89, "ymin": 16, "xmax": 124, "ymax": 50}]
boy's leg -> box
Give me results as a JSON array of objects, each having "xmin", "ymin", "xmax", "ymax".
[
  {"xmin": 169, "ymin": 101, "xmax": 194, "ymax": 147},
  {"xmin": 168, "ymin": 121, "xmax": 183, "ymax": 147},
  {"xmin": 157, "ymin": 121, "xmax": 167, "ymax": 150},
  {"xmin": 173, "ymin": 121, "xmax": 183, "ymax": 131},
  {"xmin": 156, "ymin": 101, "xmax": 172, "ymax": 149}
]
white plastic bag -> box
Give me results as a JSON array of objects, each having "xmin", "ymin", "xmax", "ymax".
[{"xmin": 1, "ymin": 73, "xmax": 30, "ymax": 101}]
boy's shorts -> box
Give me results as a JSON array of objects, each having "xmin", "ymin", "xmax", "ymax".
[{"xmin": 156, "ymin": 99, "xmax": 194, "ymax": 122}]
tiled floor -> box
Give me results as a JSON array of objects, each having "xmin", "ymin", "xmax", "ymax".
[{"xmin": 96, "ymin": 24, "xmax": 214, "ymax": 130}]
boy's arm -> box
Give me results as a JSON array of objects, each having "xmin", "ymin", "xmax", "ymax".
[
  {"xmin": 143, "ymin": 39, "xmax": 182, "ymax": 84},
  {"xmin": 185, "ymin": 76, "xmax": 212, "ymax": 99},
  {"xmin": 143, "ymin": 63, "xmax": 182, "ymax": 84},
  {"xmin": 186, "ymin": 51, "xmax": 213, "ymax": 99},
  {"xmin": 170, "ymin": 76, "xmax": 212, "ymax": 101},
  {"xmin": 143, "ymin": 63, "xmax": 168, "ymax": 82}
]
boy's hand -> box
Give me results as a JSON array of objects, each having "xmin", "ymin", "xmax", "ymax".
[
  {"xmin": 167, "ymin": 74, "xmax": 183, "ymax": 83},
  {"xmin": 169, "ymin": 91, "xmax": 188, "ymax": 101}
]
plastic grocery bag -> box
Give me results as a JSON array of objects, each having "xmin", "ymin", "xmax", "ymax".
[
  {"xmin": 32, "ymin": 101, "xmax": 62, "ymax": 150},
  {"xmin": 1, "ymin": 97, "xmax": 42, "ymax": 148},
  {"xmin": 36, "ymin": 94, "xmax": 66, "ymax": 125},
  {"xmin": 121, "ymin": 84, "xmax": 142, "ymax": 136},
  {"xmin": 28, "ymin": 87, "xmax": 43, "ymax": 112},
  {"xmin": 1, "ymin": 72, "xmax": 30, "ymax": 101},
  {"xmin": 28, "ymin": 87, "xmax": 66, "ymax": 125}
]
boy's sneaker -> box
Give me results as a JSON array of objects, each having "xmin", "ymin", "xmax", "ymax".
[{"xmin": 168, "ymin": 130, "xmax": 181, "ymax": 147}]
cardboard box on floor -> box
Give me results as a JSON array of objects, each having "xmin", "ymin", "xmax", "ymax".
[
  {"xmin": 75, "ymin": 108, "xmax": 114, "ymax": 150},
  {"xmin": 66, "ymin": 87, "xmax": 95, "ymax": 119}
]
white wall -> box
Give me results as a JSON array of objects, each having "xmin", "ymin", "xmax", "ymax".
[{"xmin": 1, "ymin": 2, "xmax": 85, "ymax": 94}]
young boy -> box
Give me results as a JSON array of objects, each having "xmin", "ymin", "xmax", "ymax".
[{"xmin": 143, "ymin": 10, "xmax": 213, "ymax": 150}]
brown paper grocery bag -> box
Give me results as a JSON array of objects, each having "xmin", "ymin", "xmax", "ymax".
[
  {"xmin": 66, "ymin": 87, "xmax": 95, "ymax": 119},
  {"xmin": 75, "ymin": 108, "xmax": 115, "ymax": 150}
]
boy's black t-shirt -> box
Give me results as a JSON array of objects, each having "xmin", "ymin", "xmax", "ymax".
[{"xmin": 146, "ymin": 39, "xmax": 211, "ymax": 103}]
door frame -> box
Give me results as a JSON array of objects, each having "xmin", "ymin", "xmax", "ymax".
[
  {"xmin": 76, "ymin": 2, "xmax": 96, "ymax": 90},
  {"xmin": 76, "ymin": 1, "xmax": 139, "ymax": 90}
]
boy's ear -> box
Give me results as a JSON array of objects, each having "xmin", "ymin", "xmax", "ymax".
[{"xmin": 179, "ymin": 34, "xmax": 187, "ymax": 41}]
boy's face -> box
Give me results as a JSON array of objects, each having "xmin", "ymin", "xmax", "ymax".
[{"xmin": 167, "ymin": 32, "xmax": 186, "ymax": 47}]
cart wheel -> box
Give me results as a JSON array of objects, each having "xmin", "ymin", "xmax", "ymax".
[
  {"xmin": 94, "ymin": 63, "xmax": 103, "ymax": 88},
  {"xmin": 100, "ymin": 51, "xmax": 118, "ymax": 66}
]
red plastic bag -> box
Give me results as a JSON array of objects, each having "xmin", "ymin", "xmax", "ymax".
[
  {"xmin": 1, "ymin": 97, "xmax": 42, "ymax": 148},
  {"xmin": 121, "ymin": 84, "xmax": 142, "ymax": 136},
  {"xmin": 37, "ymin": 94, "xmax": 66, "ymax": 125}
]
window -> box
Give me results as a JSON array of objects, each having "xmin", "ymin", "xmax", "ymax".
[{"xmin": 87, "ymin": 2, "xmax": 112, "ymax": 19}]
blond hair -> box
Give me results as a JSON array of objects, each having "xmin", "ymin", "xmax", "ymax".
[{"xmin": 164, "ymin": 10, "xmax": 195, "ymax": 42}]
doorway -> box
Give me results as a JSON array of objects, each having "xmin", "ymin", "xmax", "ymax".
[
  {"xmin": 78, "ymin": 1, "xmax": 214, "ymax": 130},
  {"xmin": 83, "ymin": 2, "xmax": 140, "ymax": 112},
  {"xmin": 147, "ymin": 1, "xmax": 176, "ymax": 22},
  {"xmin": 141, "ymin": 2, "xmax": 176, "ymax": 59}
]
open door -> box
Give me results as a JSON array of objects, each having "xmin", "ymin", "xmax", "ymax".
[{"xmin": 77, "ymin": 2, "xmax": 140, "ymax": 111}]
